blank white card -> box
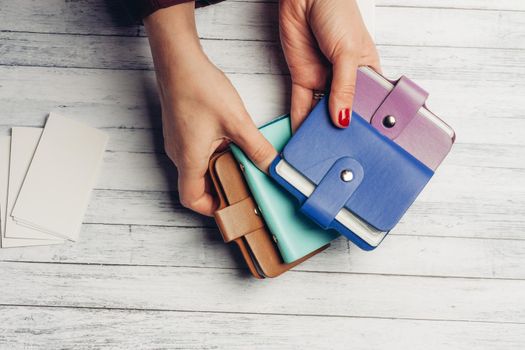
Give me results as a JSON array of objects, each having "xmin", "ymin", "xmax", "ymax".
[
  {"xmin": 1, "ymin": 136, "xmax": 60, "ymax": 248},
  {"xmin": 5, "ymin": 128, "xmax": 62, "ymax": 241},
  {"xmin": 11, "ymin": 113, "xmax": 108, "ymax": 241}
]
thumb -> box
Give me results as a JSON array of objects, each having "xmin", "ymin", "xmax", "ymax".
[
  {"xmin": 227, "ymin": 115, "xmax": 277, "ymax": 173},
  {"xmin": 329, "ymin": 54, "xmax": 359, "ymax": 128}
]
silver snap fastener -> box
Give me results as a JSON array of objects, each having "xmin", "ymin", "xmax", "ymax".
[
  {"xmin": 382, "ymin": 115, "xmax": 396, "ymax": 128},
  {"xmin": 272, "ymin": 235, "xmax": 278, "ymax": 243},
  {"xmin": 254, "ymin": 207, "xmax": 261, "ymax": 216},
  {"xmin": 341, "ymin": 169, "xmax": 354, "ymax": 182}
]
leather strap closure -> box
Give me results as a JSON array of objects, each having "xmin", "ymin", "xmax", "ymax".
[
  {"xmin": 214, "ymin": 196, "xmax": 264, "ymax": 242},
  {"xmin": 300, "ymin": 157, "xmax": 364, "ymax": 229},
  {"xmin": 370, "ymin": 76, "xmax": 429, "ymax": 140}
]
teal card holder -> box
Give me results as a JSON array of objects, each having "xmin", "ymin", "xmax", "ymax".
[{"xmin": 230, "ymin": 116, "xmax": 339, "ymax": 263}]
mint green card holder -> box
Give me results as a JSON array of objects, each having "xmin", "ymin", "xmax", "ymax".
[{"xmin": 230, "ymin": 116, "xmax": 339, "ymax": 263}]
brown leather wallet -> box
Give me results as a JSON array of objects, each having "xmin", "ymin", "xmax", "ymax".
[{"xmin": 209, "ymin": 150, "xmax": 327, "ymax": 278}]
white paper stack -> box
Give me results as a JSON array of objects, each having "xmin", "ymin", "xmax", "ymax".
[{"xmin": 0, "ymin": 113, "xmax": 108, "ymax": 248}]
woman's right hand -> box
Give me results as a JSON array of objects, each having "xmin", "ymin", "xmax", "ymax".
[
  {"xmin": 145, "ymin": 3, "xmax": 276, "ymax": 216},
  {"xmin": 280, "ymin": 0, "xmax": 381, "ymax": 130}
]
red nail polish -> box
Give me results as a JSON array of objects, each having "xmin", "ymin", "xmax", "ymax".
[{"xmin": 339, "ymin": 108, "xmax": 351, "ymax": 127}]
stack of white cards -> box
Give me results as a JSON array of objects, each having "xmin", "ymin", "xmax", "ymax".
[{"xmin": 0, "ymin": 113, "xmax": 108, "ymax": 248}]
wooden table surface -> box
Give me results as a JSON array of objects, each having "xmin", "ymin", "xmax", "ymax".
[{"xmin": 0, "ymin": 0, "xmax": 524, "ymax": 349}]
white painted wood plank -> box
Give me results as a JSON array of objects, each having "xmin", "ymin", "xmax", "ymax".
[
  {"xmin": 0, "ymin": 262, "xmax": 523, "ymax": 322},
  {"xmin": 0, "ymin": 64, "xmax": 521, "ymax": 241},
  {"xmin": 7, "ymin": 131, "xmax": 504, "ymax": 235},
  {"xmin": 97, "ymin": 152, "xmax": 525, "ymax": 203},
  {"xmin": 80, "ymin": 189, "xmax": 525, "ymax": 240},
  {"xmin": 0, "ymin": 138, "xmax": 520, "ymax": 242},
  {"xmin": 447, "ymin": 143, "xmax": 525, "ymax": 169},
  {"xmin": 1, "ymin": 306, "xmax": 524, "ymax": 350},
  {"xmin": 254, "ymin": 0, "xmax": 525, "ymax": 10},
  {"xmin": 378, "ymin": 0, "xmax": 525, "ymax": 11},
  {"xmin": 2, "ymin": 1, "xmax": 525, "ymax": 48},
  {"xmin": 2, "ymin": 32, "xmax": 525, "ymax": 82},
  {"xmin": 94, "ymin": 152, "xmax": 525, "ymax": 242},
  {"xmin": 98, "ymin": 151, "xmax": 177, "ymax": 191},
  {"xmin": 0, "ymin": 224, "xmax": 524, "ymax": 280},
  {"xmin": 84, "ymin": 189, "xmax": 213, "ymax": 227},
  {"xmin": 376, "ymin": 6, "xmax": 525, "ymax": 49},
  {"xmin": 3, "ymin": 114, "xmax": 525, "ymax": 156},
  {"xmin": 94, "ymin": 149, "xmax": 525, "ymax": 243},
  {"xmin": 0, "ymin": 66, "xmax": 289, "ymax": 130},
  {"xmin": 0, "ymin": 0, "xmax": 139, "ymax": 36},
  {"xmin": 398, "ymin": 200, "xmax": 525, "ymax": 240},
  {"xmin": 377, "ymin": 45, "xmax": 525, "ymax": 83},
  {"xmin": 0, "ymin": 65, "xmax": 524, "ymax": 148},
  {"xmin": 31, "ymin": 144, "xmax": 514, "ymax": 194},
  {"xmin": 0, "ymin": 224, "xmax": 350, "ymax": 275},
  {"xmin": 0, "ymin": 32, "xmax": 284, "ymax": 73},
  {"xmin": 416, "ymin": 164, "xmax": 525, "ymax": 206},
  {"xmin": 346, "ymin": 234, "xmax": 525, "ymax": 280},
  {"xmin": 96, "ymin": 149, "xmax": 523, "ymax": 194},
  {"xmin": 204, "ymin": 4, "xmax": 525, "ymax": 49},
  {"xmin": 0, "ymin": 62, "xmax": 525, "ymax": 130}
]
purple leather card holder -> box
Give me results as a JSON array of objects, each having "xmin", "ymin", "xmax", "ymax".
[{"xmin": 354, "ymin": 67, "xmax": 455, "ymax": 170}]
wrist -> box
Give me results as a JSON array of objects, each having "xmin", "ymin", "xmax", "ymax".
[{"xmin": 144, "ymin": 2, "xmax": 205, "ymax": 70}]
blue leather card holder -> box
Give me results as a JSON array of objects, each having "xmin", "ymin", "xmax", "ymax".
[{"xmin": 269, "ymin": 97, "xmax": 434, "ymax": 250}]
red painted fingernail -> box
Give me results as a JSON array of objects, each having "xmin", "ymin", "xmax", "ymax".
[{"xmin": 338, "ymin": 108, "xmax": 351, "ymax": 127}]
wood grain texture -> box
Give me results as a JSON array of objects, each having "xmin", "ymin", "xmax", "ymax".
[
  {"xmin": 2, "ymin": 31, "xmax": 525, "ymax": 81},
  {"xmin": 2, "ymin": 1, "xmax": 524, "ymax": 47},
  {"xmin": 2, "ymin": 306, "xmax": 524, "ymax": 350},
  {"xmin": 0, "ymin": 0, "xmax": 524, "ymax": 348},
  {"xmin": 0, "ymin": 261, "xmax": 524, "ymax": 323},
  {"xmin": 379, "ymin": 0, "xmax": 525, "ymax": 11},
  {"xmin": 1, "ymin": 224, "xmax": 525, "ymax": 280},
  {"xmin": 0, "ymin": 66, "xmax": 524, "ymax": 148}
]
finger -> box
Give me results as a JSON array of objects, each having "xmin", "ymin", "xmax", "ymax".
[
  {"xmin": 363, "ymin": 34, "xmax": 383, "ymax": 74},
  {"xmin": 290, "ymin": 83, "xmax": 313, "ymax": 132},
  {"xmin": 364, "ymin": 51, "xmax": 382, "ymax": 75},
  {"xmin": 177, "ymin": 167, "xmax": 218, "ymax": 216},
  {"xmin": 227, "ymin": 115, "xmax": 277, "ymax": 173},
  {"xmin": 369, "ymin": 58, "xmax": 382, "ymax": 75},
  {"xmin": 329, "ymin": 54, "xmax": 359, "ymax": 128}
]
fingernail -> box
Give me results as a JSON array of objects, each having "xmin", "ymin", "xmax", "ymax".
[{"xmin": 338, "ymin": 108, "xmax": 351, "ymax": 127}]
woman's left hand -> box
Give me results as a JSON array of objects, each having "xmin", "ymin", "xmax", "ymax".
[{"xmin": 279, "ymin": 0, "xmax": 381, "ymax": 130}]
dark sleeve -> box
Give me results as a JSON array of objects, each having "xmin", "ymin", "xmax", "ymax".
[{"xmin": 123, "ymin": 0, "xmax": 223, "ymax": 20}]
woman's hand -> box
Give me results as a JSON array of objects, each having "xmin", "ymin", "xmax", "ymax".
[
  {"xmin": 145, "ymin": 3, "xmax": 276, "ymax": 216},
  {"xmin": 279, "ymin": 0, "xmax": 381, "ymax": 130}
]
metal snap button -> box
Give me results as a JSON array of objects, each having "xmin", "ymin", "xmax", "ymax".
[
  {"xmin": 382, "ymin": 115, "xmax": 396, "ymax": 128},
  {"xmin": 340, "ymin": 169, "xmax": 354, "ymax": 182}
]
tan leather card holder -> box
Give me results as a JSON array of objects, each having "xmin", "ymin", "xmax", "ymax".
[{"xmin": 209, "ymin": 150, "xmax": 326, "ymax": 278}]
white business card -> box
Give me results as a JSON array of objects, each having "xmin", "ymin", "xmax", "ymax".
[
  {"xmin": 4, "ymin": 128, "xmax": 63, "ymax": 241},
  {"xmin": 12, "ymin": 114, "xmax": 108, "ymax": 241},
  {"xmin": 0, "ymin": 136, "xmax": 62, "ymax": 248}
]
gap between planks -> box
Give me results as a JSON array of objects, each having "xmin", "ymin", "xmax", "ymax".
[
  {"xmin": 1, "ymin": 303, "xmax": 524, "ymax": 325},
  {"xmin": 1, "ymin": 259, "xmax": 524, "ymax": 282}
]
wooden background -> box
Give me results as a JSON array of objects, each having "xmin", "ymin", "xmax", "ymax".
[{"xmin": 0, "ymin": 0, "xmax": 524, "ymax": 348}]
